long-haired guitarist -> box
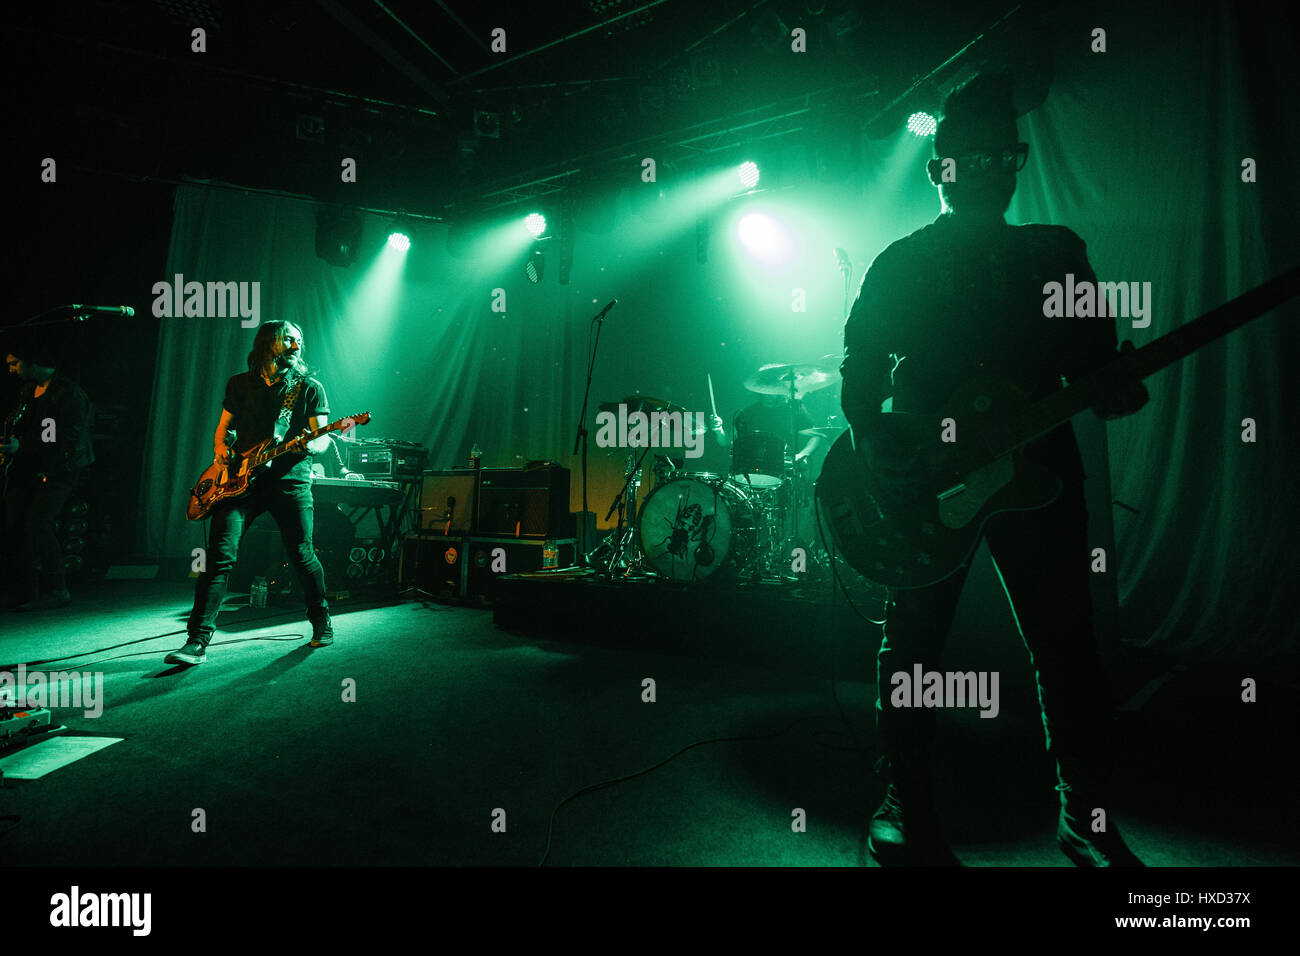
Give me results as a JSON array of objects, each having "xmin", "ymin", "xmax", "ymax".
[
  {"xmin": 2, "ymin": 338, "xmax": 94, "ymax": 610},
  {"xmin": 839, "ymin": 71, "xmax": 1149, "ymax": 867},
  {"xmin": 167, "ymin": 320, "xmax": 334, "ymax": 665}
]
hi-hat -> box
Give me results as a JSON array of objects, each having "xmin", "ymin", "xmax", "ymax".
[{"xmin": 798, "ymin": 427, "xmax": 844, "ymax": 440}]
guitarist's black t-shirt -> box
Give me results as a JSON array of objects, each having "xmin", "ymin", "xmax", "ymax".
[
  {"xmin": 841, "ymin": 214, "xmax": 1119, "ymax": 484},
  {"xmin": 222, "ymin": 371, "xmax": 329, "ymax": 482},
  {"xmin": 7, "ymin": 372, "xmax": 95, "ymax": 482}
]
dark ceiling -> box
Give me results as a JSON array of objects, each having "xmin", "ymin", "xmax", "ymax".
[{"xmin": 7, "ymin": 0, "xmax": 1036, "ymax": 218}]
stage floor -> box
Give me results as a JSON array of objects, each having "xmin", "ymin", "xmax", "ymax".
[{"xmin": 0, "ymin": 578, "xmax": 1294, "ymax": 867}]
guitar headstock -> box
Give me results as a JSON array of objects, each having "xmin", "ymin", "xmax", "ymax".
[{"xmin": 335, "ymin": 412, "xmax": 371, "ymax": 437}]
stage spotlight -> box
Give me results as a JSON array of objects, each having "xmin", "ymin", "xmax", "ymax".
[
  {"xmin": 474, "ymin": 110, "xmax": 502, "ymax": 139},
  {"xmin": 738, "ymin": 161, "xmax": 760, "ymax": 190},
  {"xmin": 387, "ymin": 232, "xmax": 410, "ymax": 252},
  {"xmin": 524, "ymin": 213, "xmax": 547, "ymax": 237},
  {"xmin": 316, "ymin": 209, "xmax": 363, "ymax": 267},
  {"xmin": 906, "ymin": 112, "xmax": 937, "ymax": 137},
  {"xmin": 736, "ymin": 212, "xmax": 790, "ymax": 264}
]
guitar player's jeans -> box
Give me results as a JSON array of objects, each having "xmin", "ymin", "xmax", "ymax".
[
  {"xmin": 2, "ymin": 471, "xmax": 76, "ymax": 601},
  {"xmin": 875, "ymin": 480, "xmax": 1115, "ymax": 793},
  {"xmin": 187, "ymin": 477, "xmax": 328, "ymax": 639}
]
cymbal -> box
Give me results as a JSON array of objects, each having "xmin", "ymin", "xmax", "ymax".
[
  {"xmin": 598, "ymin": 394, "xmax": 685, "ymax": 415},
  {"xmin": 744, "ymin": 360, "xmax": 841, "ymax": 396},
  {"xmin": 597, "ymin": 395, "xmax": 707, "ymax": 436},
  {"xmin": 798, "ymin": 427, "xmax": 844, "ymax": 439}
]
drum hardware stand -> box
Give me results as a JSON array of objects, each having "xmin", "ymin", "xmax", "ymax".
[{"xmin": 587, "ymin": 441, "xmax": 653, "ymax": 577}]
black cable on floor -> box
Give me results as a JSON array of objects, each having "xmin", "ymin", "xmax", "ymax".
[{"xmin": 537, "ymin": 714, "xmax": 833, "ymax": 866}]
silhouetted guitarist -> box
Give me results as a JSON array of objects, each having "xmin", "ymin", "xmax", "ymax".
[
  {"xmin": 2, "ymin": 340, "xmax": 94, "ymax": 610},
  {"xmin": 840, "ymin": 72, "xmax": 1149, "ymax": 866}
]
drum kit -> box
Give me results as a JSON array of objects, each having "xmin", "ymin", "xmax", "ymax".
[{"xmin": 587, "ymin": 356, "xmax": 848, "ymax": 585}]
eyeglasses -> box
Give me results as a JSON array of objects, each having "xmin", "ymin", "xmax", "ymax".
[{"xmin": 952, "ymin": 142, "xmax": 1029, "ymax": 173}]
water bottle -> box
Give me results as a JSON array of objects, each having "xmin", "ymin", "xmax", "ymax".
[
  {"xmin": 251, "ymin": 576, "xmax": 268, "ymax": 608},
  {"xmin": 470, "ymin": 443, "xmax": 482, "ymax": 470},
  {"xmin": 543, "ymin": 540, "xmax": 558, "ymax": 570}
]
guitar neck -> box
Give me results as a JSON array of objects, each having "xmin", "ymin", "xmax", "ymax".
[
  {"xmin": 981, "ymin": 264, "xmax": 1300, "ymax": 460},
  {"xmin": 247, "ymin": 417, "xmax": 356, "ymax": 469}
]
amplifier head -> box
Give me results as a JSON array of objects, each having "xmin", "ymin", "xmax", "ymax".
[{"xmin": 346, "ymin": 446, "xmax": 394, "ymax": 477}]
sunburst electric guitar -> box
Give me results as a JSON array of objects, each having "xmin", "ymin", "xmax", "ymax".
[
  {"xmin": 185, "ymin": 411, "xmax": 371, "ymax": 520},
  {"xmin": 816, "ymin": 266, "xmax": 1299, "ymax": 589}
]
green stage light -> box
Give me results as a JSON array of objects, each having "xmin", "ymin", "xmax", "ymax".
[
  {"xmin": 736, "ymin": 212, "xmax": 789, "ymax": 263},
  {"xmin": 387, "ymin": 232, "xmax": 410, "ymax": 252},
  {"xmin": 524, "ymin": 213, "xmax": 547, "ymax": 237},
  {"xmin": 906, "ymin": 112, "xmax": 937, "ymax": 137},
  {"xmin": 738, "ymin": 161, "xmax": 760, "ymax": 190}
]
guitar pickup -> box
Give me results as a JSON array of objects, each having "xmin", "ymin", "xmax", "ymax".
[{"xmin": 936, "ymin": 482, "xmax": 967, "ymax": 501}]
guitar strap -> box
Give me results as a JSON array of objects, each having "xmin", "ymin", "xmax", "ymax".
[{"xmin": 272, "ymin": 375, "xmax": 305, "ymax": 444}]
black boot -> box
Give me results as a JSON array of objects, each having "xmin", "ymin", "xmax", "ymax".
[
  {"xmin": 308, "ymin": 607, "xmax": 334, "ymax": 647},
  {"xmin": 1055, "ymin": 759, "xmax": 1144, "ymax": 867},
  {"xmin": 165, "ymin": 629, "xmax": 212, "ymax": 665},
  {"xmin": 869, "ymin": 769, "xmax": 961, "ymax": 867},
  {"xmin": 18, "ymin": 573, "xmax": 71, "ymax": 611}
]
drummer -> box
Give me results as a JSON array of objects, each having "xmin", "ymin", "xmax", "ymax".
[{"xmin": 723, "ymin": 392, "xmax": 822, "ymax": 464}]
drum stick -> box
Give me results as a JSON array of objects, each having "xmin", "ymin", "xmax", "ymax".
[{"xmin": 707, "ymin": 373, "xmax": 718, "ymax": 418}]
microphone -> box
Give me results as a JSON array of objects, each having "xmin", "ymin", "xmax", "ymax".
[
  {"xmin": 68, "ymin": 304, "xmax": 134, "ymax": 317},
  {"xmin": 595, "ymin": 298, "xmax": 618, "ymax": 320}
]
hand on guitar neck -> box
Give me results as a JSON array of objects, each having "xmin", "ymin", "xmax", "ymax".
[
  {"xmin": 1088, "ymin": 341, "xmax": 1150, "ymax": 420},
  {"xmin": 286, "ymin": 428, "xmax": 331, "ymax": 456}
]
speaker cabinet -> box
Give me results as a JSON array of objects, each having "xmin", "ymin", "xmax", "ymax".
[
  {"xmin": 420, "ymin": 471, "xmax": 478, "ymax": 534},
  {"xmin": 477, "ymin": 466, "xmax": 570, "ymax": 538},
  {"xmin": 399, "ymin": 534, "xmax": 467, "ymax": 598},
  {"xmin": 464, "ymin": 537, "xmax": 576, "ymax": 601}
]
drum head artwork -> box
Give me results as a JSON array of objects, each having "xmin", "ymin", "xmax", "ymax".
[{"xmin": 639, "ymin": 477, "xmax": 745, "ymax": 582}]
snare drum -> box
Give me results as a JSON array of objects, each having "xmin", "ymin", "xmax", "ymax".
[
  {"xmin": 731, "ymin": 431, "xmax": 788, "ymax": 488},
  {"xmin": 638, "ymin": 476, "xmax": 757, "ymax": 582}
]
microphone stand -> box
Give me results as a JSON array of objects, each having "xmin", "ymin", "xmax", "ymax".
[
  {"xmin": 572, "ymin": 299, "xmax": 615, "ymax": 565},
  {"xmin": 837, "ymin": 254, "xmax": 853, "ymax": 321},
  {"xmin": 0, "ymin": 305, "xmax": 79, "ymax": 332},
  {"xmin": 0, "ymin": 304, "xmax": 135, "ymax": 332}
]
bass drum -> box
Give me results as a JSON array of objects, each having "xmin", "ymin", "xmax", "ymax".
[{"xmin": 638, "ymin": 476, "xmax": 756, "ymax": 582}]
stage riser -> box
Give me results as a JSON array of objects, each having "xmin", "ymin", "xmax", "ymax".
[{"xmin": 492, "ymin": 577, "xmax": 880, "ymax": 678}]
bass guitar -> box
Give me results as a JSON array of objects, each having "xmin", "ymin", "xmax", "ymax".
[
  {"xmin": 0, "ymin": 398, "xmax": 28, "ymax": 494},
  {"xmin": 185, "ymin": 411, "xmax": 371, "ymax": 520},
  {"xmin": 816, "ymin": 266, "xmax": 1299, "ymax": 589}
]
